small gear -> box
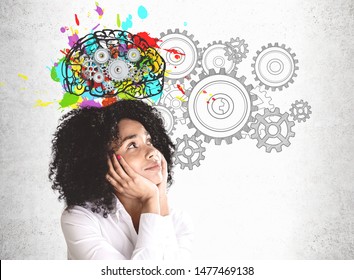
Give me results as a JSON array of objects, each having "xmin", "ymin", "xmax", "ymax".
[
  {"xmin": 153, "ymin": 105, "xmax": 177, "ymax": 136},
  {"xmin": 184, "ymin": 68, "xmax": 258, "ymax": 145},
  {"xmin": 224, "ymin": 37, "xmax": 249, "ymax": 64},
  {"xmin": 250, "ymin": 107, "xmax": 295, "ymax": 152},
  {"xmin": 241, "ymin": 86, "xmax": 274, "ymax": 139},
  {"xmin": 201, "ymin": 40, "xmax": 237, "ymax": 74},
  {"xmin": 250, "ymin": 86, "xmax": 275, "ymax": 113},
  {"xmin": 82, "ymin": 57, "xmax": 98, "ymax": 80},
  {"xmin": 252, "ymin": 43, "xmax": 299, "ymax": 91},
  {"xmin": 93, "ymin": 71, "xmax": 104, "ymax": 83},
  {"xmin": 126, "ymin": 48, "xmax": 141, "ymax": 62},
  {"xmin": 94, "ymin": 48, "xmax": 110, "ymax": 64},
  {"xmin": 174, "ymin": 134, "xmax": 206, "ymax": 170},
  {"xmin": 103, "ymin": 81, "xmax": 115, "ymax": 94},
  {"xmin": 128, "ymin": 65, "xmax": 143, "ymax": 83},
  {"xmin": 107, "ymin": 59, "xmax": 129, "ymax": 81},
  {"xmin": 289, "ymin": 99, "xmax": 312, "ymax": 123},
  {"xmin": 159, "ymin": 28, "xmax": 201, "ymax": 83},
  {"xmin": 158, "ymin": 82, "xmax": 188, "ymax": 124}
]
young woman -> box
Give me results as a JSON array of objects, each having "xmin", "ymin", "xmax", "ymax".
[{"xmin": 49, "ymin": 100, "xmax": 193, "ymax": 259}]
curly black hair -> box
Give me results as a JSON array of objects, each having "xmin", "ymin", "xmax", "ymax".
[{"xmin": 49, "ymin": 100, "xmax": 175, "ymax": 218}]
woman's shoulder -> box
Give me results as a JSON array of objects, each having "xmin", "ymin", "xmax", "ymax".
[{"xmin": 61, "ymin": 204, "xmax": 103, "ymax": 225}]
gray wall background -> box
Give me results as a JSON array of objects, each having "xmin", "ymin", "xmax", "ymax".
[{"xmin": 0, "ymin": 0, "xmax": 353, "ymax": 259}]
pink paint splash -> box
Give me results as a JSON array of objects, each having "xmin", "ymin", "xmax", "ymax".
[
  {"xmin": 95, "ymin": 3, "xmax": 104, "ymax": 19},
  {"xmin": 68, "ymin": 33, "xmax": 79, "ymax": 48},
  {"xmin": 92, "ymin": 23, "xmax": 100, "ymax": 30},
  {"xmin": 80, "ymin": 99, "xmax": 102, "ymax": 108}
]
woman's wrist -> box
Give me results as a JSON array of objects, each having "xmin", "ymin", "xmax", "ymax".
[{"xmin": 140, "ymin": 189, "xmax": 160, "ymax": 214}]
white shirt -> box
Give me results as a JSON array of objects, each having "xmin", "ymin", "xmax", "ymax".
[{"xmin": 61, "ymin": 196, "xmax": 194, "ymax": 260}]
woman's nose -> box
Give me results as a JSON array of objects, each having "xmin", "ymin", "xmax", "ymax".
[{"xmin": 146, "ymin": 146, "xmax": 158, "ymax": 159}]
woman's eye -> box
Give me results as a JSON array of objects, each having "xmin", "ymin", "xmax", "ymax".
[{"xmin": 127, "ymin": 142, "xmax": 137, "ymax": 149}]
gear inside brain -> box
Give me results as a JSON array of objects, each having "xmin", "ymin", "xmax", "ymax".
[{"xmin": 61, "ymin": 29, "xmax": 166, "ymax": 101}]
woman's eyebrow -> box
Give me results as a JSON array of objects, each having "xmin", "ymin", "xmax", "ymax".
[{"xmin": 118, "ymin": 131, "xmax": 150, "ymax": 147}]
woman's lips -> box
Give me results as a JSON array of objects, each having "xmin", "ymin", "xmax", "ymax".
[{"xmin": 145, "ymin": 164, "xmax": 161, "ymax": 171}]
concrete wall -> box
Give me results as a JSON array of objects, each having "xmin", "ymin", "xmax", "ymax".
[{"xmin": 0, "ymin": 0, "xmax": 353, "ymax": 259}]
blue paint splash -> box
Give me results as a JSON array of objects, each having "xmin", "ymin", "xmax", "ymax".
[
  {"xmin": 122, "ymin": 14, "xmax": 133, "ymax": 30},
  {"xmin": 138, "ymin": 5, "xmax": 148, "ymax": 19}
]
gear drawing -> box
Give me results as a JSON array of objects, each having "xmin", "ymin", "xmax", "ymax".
[
  {"xmin": 224, "ymin": 37, "xmax": 249, "ymax": 64},
  {"xmin": 103, "ymin": 81, "xmax": 115, "ymax": 94},
  {"xmin": 184, "ymin": 68, "xmax": 258, "ymax": 145},
  {"xmin": 289, "ymin": 99, "xmax": 312, "ymax": 123},
  {"xmin": 107, "ymin": 59, "xmax": 130, "ymax": 81},
  {"xmin": 250, "ymin": 107, "xmax": 295, "ymax": 152},
  {"xmin": 201, "ymin": 40, "xmax": 238, "ymax": 74},
  {"xmin": 250, "ymin": 86, "xmax": 275, "ymax": 113},
  {"xmin": 94, "ymin": 48, "xmax": 111, "ymax": 64},
  {"xmin": 82, "ymin": 57, "xmax": 98, "ymax": 80},
  {"xmin": 241, "ymin": 86, "xmax": 274, "ymax": 139},
  {"xmin": 158, "ymin": 82, "xmax": 188, "ymax": 124},
  {"xmin": 174, "ymin": 134, "xmax": 206, "ymax": 170},
  {"xmin": 252, "ymin": 43, "xmax": 299, "ymax": 91},
  {"xmin": 159, "ymin": 29, "xmax": 201, "ymax": 83},
  {"xmin": 153, "ymin": 105, "xmax": 177, "ymax": 136}
]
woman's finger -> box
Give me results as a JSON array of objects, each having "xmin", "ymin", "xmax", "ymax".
[
  {"xmin": 106, "ymin": 173, "xmax": 124, "ymax": 193},
  {"xmin": 111, "ymin": 153, "xmax": 131, "ymax": 181},
  {"xmin": 107, "ymin": 155, "xmax": 125, "ymax": 183},
  {"xmin": 115, "ymin": 155, "xmax": 137, "ymax": 179}
]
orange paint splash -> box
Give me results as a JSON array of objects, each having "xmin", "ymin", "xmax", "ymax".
[{"xmin": 176, "ymin": 84, "xmax": 185, "ymax": 94}]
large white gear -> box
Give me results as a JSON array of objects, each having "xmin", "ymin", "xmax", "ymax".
[
  {"xmin": 107, "ymin": 59, "xmax": 129, "ymax": 81},
  {"xmin": 153, "ymin": 105, "xmax": 177, "ymax": 136},
  {"xmin": 184, "ymin": 68, "xmax": 258, "ymax": 145},
  {"xmin": 159, "ymin": 29, "xmax": 201, "ymax": 83},
  {"xmin": 174, "ymin": 134, "xmax": 206, "ymax": 170},
  {"xmin": 289, "ymin": 99, "xmax": 312, "ymax": 123},
  {"xmin": 224, "ymin": 37, "xmax": 249, "ymax": 64},
  {"xmin": 252, "ymin": 43, "xmax": 299, "ymax": 91},
  {"xmin": 250, "ymin": 107, "xmax": 295, "ymax": 152},
  {"xmin": 201, "ymin": 40, "xmax": 237, "ymax": 74},
  {"xmin": 158, "ymin": 82, "xmax": 188, "ymax": 124}
]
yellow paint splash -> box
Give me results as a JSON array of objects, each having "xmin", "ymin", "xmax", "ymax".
[
  {"xmin": 176, "ymin": 96, "xmax": 186, "ymax": 102},
  {"xmin": 34, "ymin": 100, "xmax": 54, "ymax": 107},
  {"xmin": 0, "ymin": 82, "xmax": 5, "ymax": 87},
  {"xmin": 18, "ymin": 73, "xmax": 28, "ymax": 80}
]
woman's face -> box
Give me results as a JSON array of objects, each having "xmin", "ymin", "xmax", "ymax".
[{"xmin": 112, "ymin": 119, "xmax": 163, "ymax": 185}]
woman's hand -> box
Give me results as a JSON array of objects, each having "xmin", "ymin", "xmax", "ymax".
[
  {"xmin": 106, "ymin": 154, "xmax": 159, "ymax": 204},
  {"xmin": 157, "ymin": 153, "xmax": 170, "ymax": 216}
]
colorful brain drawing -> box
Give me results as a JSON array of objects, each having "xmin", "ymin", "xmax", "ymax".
[{"xmin": 57, "ymin": 29, "xmax": 165, "ymax": 106}]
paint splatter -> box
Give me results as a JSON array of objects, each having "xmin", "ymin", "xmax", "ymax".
[
  {"xmin": 92, "ymin": 23, "xmax": 100, "ymax": 30},
  {"xmin": 176, "ymin": 84, "xmax": 185, "ymax": 94},
  {"xmin": 0, "ymin": 82, "xmax": 5, "ymax": 87},
  {"xmin": 18, "ymin": 73, "xmax": 28, "ymax": 80},
  {"xmin": 164, "ymin": 48, "xmax": 185, "ymax": 60},
  {"xmin": 80, "ymin": 98, "xmax": 102, "ymax": 108},
  {"xmin": 68, "ymin": 33, "xmax": 79, "ymax": 48},
  {"xmin": 34, "ymin": 100, "xmax": 54, "ymax": 107},
  {"xmin": 116, "ymin": 14, "xmax": 121, "ymax": 28},
  {"xmin": 138, "ymin": 5, "xmax": 148, "ymax": 19},
  {"xmin": 59, "ymin": 92, "xmax": 80, "ymax": 108},
  {"xmin": 95, "ymin": 2, "xmax": 104, "ymax": 19},
  {"xmin": 122, "ymin": 14, "xmax": 133, "ymax": 30},
  {"xmin": 136, "ymin": 32, "xmax": 160, "ymax": 48},
  {"xmin": 75, "ymin": 14, "xmax": 80, "ymax": 25},
  {"xmin": 184, "ymin": 22, "xmax": 187, "ymax": 26}
]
